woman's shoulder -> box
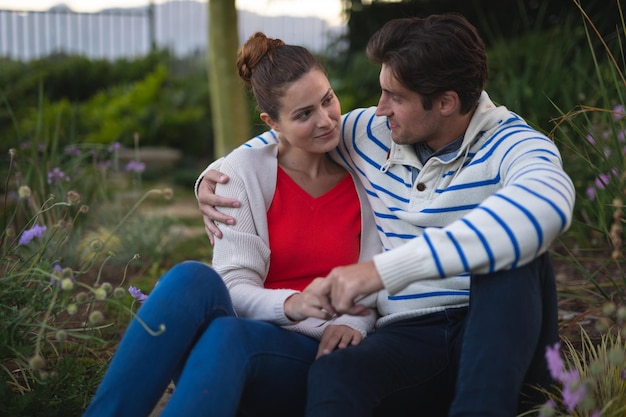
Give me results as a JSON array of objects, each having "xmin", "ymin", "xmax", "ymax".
[{"xmin": 222, "ymin": 142, "xmax": 278, "ymax": 171}]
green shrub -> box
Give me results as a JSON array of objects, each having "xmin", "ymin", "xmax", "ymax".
[{"xmin": 0, "ymin": 121, "xmax": 179, "ymax": 413}]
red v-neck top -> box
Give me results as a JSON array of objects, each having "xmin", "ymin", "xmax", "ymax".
[{"xmin": 264, "ymin": 166, "xmax": 362, "ymax": 291}]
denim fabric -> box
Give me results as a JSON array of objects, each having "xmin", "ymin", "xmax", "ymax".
[
  {"xmin": 449, "ymin": 251, "xmax": 558, "ymax": 417},
  {"xmin": 306, "ymin": 252, "xmax": 557, "ymax": 417},
  {"xmin": 83, "ymin": 261, "xmax": 318, "ymax": 417}
]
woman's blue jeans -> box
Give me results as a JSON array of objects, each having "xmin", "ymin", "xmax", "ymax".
[
  {"xmin": 306, "ymin": 252, "xmax": 558, "ymax": 417},
  {"xmin": 83, "ymin": 261, "xmax": 318, "ymax": 417}
]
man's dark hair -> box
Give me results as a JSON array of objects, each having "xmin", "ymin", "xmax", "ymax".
[{"xmin": 366, "ymin": 14, "xmax": 488, "ymax": 114}]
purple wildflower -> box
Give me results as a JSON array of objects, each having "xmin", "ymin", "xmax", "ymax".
[
  {"xmin": 108, "ymin": 142, "xmax": 122, "ymax": 152},
  {"xmin": 594, "ymin": 173, "xmax": 610, "ymax": 190},
  {"xmin": 545, "ymin": 342, "xmax": 563, "ymax": 381},
  {"xmin": 562, "ymin": 376, "xmax": 586, "ymax": 412},
  {"xmin": 586, "ymin": 186, "xmax": 596, "ymax": 201},
  {"xmin": 18, "ymin": 224, "xmax": 47, "ymax": 245},
  {"xmin": 613, "ymin": 104, "xmax": 625, "ymax": 120},
  {"xmin": 64, "ymin": 145, "xmax": 81, "ymax": 156},
  {"xmin": 585, "ymin": 134, "xmax": 596, "ymax": 145},
  {"xmin": 129, "ymin": 286, "xmax": 148, "ymax": 303},
  {"xmin": 621, "ymin": 368, "xmax": 626, "ymax": 381},
  {"xmin": 47, "ymin": 167, "xmax": 70, "ymax": 185},
  {"xmin": 125, "ymin": 160, "xmax": 145, "ymax": 173}
]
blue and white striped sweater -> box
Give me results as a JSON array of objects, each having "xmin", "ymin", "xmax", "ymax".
[{"xmin": 217, "ymin": 91, "xmax": 575, "ymax": 328}]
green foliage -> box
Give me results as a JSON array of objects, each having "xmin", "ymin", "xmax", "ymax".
[
  {"xmin": 486, "ymin": 25, "xmax": 594, "ymax": 132},
  {"xmin": 342, "ymin": 0, "xmax": 613, "ymax": 55},
  {"xmin": 0, "ymin": 119, "xmax": 180, "ymax": 412},
  {"xmin": 547, "ymin": 1, "xmax": 626, "ymax": 251},
  {"xmin": 80, "ymin": 65, "xmax": 168, "ymax": 145},
  {"xmin": 0, "ymin": 53, "xmax": 213, "ymax": 159},
  {"xmin": 522, "ymin": 3, "xmax": 626, "ymax": 414},
  {"xmin": 327, "ymin": 51, "xmax": 381, "ymax": 111}
]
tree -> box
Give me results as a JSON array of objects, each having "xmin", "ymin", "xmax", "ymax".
[{"xmin": 207, "ymin": 0, "xmax": 251, "ymax": 157}]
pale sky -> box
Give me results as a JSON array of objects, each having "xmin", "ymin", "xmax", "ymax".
[{"xmin": 0, "ymin": 0, "xmax": 346, "ymax": 25}]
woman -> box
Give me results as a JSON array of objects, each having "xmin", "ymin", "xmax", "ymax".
[{"xmin": 84, "ymin": 32, "xmax": 380, "ymax": 417}]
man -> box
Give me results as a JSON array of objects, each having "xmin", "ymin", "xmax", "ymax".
[{"xmin": 197, "ymin": 14, "xmax": 574, "ymax": 417}]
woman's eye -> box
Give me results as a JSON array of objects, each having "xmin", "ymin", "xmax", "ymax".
[{"xmin": 297, "ymin": 111, "xmax": 311, "ymax": 120}]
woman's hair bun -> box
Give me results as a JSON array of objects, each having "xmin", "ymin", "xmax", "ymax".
[{"xmin": 237, "ymin": 32, "xmax": 285, "ymax": 84}]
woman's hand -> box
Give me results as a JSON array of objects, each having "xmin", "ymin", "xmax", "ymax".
[
  {"xmin": 316, "ymin": 325, "xmax": 363, "ymax": 359},
  {"xmin": 283, "ymin": 292, "xmax": 335, "ymax": 322}
]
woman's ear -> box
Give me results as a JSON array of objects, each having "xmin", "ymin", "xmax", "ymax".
[{"xmin": 260, "ymin": 113, "xmax": 280, "ymax": 132}]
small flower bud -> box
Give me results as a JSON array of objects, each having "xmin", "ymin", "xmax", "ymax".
[
  {"xmin": 18, "ymin": 185, "xmax": 32, "ymax": 199},
  {"xmin": 75, "ymin": 292, "xmax": 88, "ymax": 303},
  {"xmin": 89, "ymin": 239, "xmax": 104, "ymax": 252},
  {"xmin": 56, "ymin": 330, "xmax": 68, "ymax": 342},
  {"xmin": 67, "ymin": 304, "xmax": 78, "ymax": 315},
  {"xmin": 602, "ymin": 301, "xmax": 616, "ymax": 317},
  {"xmin": 79, "ymin": 205, "xmax": 89, "ymax": 213},
  {"xmin": 608, "ymin": 347, "xmax": 625, "ymax": 366},
  {"xmin": 113, "ymin": 287, "xmax": 127, "ymax": 299},
  {"xmin": 595, "ymin": 317, "xmax": 611, "ymax": 333},
  {"xmin": 94, "ymin": 288, "xmax": 107, "ymax": 300},
  {"xmin": 162, "ymin": 188, "xmax": 174, "ymax": 200},
  {"xmin": 538, "ymin": 401, "xmax": 555, "ymax": 417},
  {"xmin": 617, "ymin": 306, "xmax": 626, "ymax": 322},
  {"xmin": 61, "ymin": 278, "xmax": 74, "ymax": 291},
  {"xmin": 66, "ymin": 190, "xmax": 81, "ymax": 205},
  {"xmin": 100, "ymin": 282, "xmax": 112, "ymax": 294},
  {"xmin": 29, "ymin": 354, "xmax": 46, "ymax": 370},
  {"xmin": 589, "ymin": 359, "xmax": 604, "ymax": 377},
  {"xmin": 89, "ymin": 310, "xmax": 104, "ymax": 324}
]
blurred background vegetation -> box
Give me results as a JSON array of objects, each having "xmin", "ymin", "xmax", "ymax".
[{"xmin": 0, "ymin": 0, "xmax": 620, "ymax": 171}]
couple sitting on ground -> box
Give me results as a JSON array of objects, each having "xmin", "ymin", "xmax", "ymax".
[{"xmin": 84, "ymin": 13, "xmax": 574, "ymax": 417}]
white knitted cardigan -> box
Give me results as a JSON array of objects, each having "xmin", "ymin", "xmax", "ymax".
[{"xmin": 209, "ymin": 143, "xmax": 382, "ymax": 339}]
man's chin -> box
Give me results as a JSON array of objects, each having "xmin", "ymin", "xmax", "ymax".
[{"xmin": 390, "ymin": 132, "xmax": 405, "ymax": 144}]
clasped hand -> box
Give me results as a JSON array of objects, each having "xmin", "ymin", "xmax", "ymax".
[
  {"xmin": 284, "ymin": 261, "xmax": 384, "ymax": 358},
  {"xmin": 301, "ymin": 261, "xmax": 384, "ymax": 318}
]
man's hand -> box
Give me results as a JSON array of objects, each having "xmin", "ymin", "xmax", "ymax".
[
  {"xmin": 316, "ymin": 325, "xmax": 363, "ymax": 359},
  {"xmin": 197, "ymin": 170, "xmax": 240, "ymax": 243},
  {"xmin": 306, "ymin": 261, "xmax": 384, "ymax": 315}
]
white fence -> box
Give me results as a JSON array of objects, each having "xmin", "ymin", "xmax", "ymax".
[{"xmin": 0, "ymin": 0, "xmax": 344, "ymax": 61}]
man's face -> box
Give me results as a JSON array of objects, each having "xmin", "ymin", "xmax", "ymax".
[{"xmin": 375, "ymin": 64, "xmax": 444, "ymax": 149}]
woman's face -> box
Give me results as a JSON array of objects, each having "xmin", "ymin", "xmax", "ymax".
[{"xmin": 262, "ymin": 69, "xmax": 341, "ymax": 154}]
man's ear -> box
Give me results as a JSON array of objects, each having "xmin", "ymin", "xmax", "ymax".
[
  {"xmin": 439, "ymin": 91, "xmax": 460, "ymax": 116},
  {"xmin": 260, "ymin": 113, "xmax": 280, "ymax": 132}
]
